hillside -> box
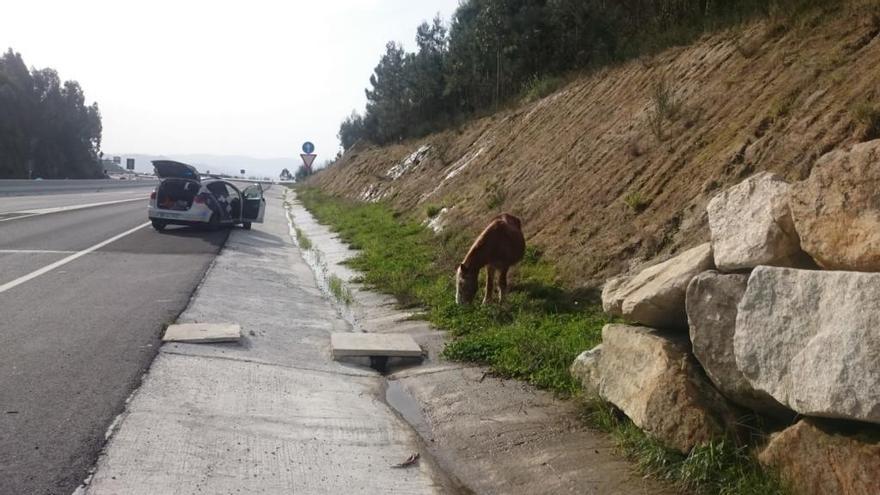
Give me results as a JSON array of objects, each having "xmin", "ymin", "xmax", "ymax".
[{"xmin": 308, "ymin": 4, "xmax": 880, "ymax": 287}]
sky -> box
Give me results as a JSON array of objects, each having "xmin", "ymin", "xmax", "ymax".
[{"xmin": 0, "ymin": 0, "xmax": 461, "ymax": 162}]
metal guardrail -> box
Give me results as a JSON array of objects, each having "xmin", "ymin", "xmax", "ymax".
[{"xmin": 0, "ymin": 179, "xmax": 159, "ymax": 196}]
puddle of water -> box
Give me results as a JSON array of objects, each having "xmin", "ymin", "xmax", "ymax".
[{"xmin": 385, "ymin": 379, "xmax": 432, "ymax": 439}]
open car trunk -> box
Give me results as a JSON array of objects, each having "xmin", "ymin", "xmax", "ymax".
[{"xmin": 157, "ymin": 179, "xmax": 199, "ymax": 211}]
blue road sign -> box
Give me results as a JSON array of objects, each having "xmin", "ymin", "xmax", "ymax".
[{"xmin": 302, "ymin": 141, "xmax": 315, "ymax": 154}]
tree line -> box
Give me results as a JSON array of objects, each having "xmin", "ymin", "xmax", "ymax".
[
  {"xmin": 339, "ymin": 0, "xmax": 834, "ymax": 150},
  {"xmin": 0, "ymin": 49, "xmax": 103, "ymax": 179}
]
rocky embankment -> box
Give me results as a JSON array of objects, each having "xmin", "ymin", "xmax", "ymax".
[
  {"xmin": 308, "ymin": 3, "xmax": 880, "ymax": 287},
  {"xmin": 575, "ymin": 141, "xmax": 880, "ymax": 495}
]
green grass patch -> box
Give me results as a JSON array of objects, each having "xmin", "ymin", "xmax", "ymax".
[
  {"xmin": 328, "ymin": 274, "xmax": 353, "ymax": 306},
  {"xmin": 425, "ymin": 204, "xmax": 443, "ymax": 218},
  {"xmin": 293, "ymin": 185, "xmax": 606, "ymax": 395},
  {"xmin": 623, "ymin": 191, "xmax": 650, "ymax": 213},
  {"xmin": 579, "ymin": 397, "xmax": 789, "ymax": 495},
  {"xmin": 294, "ymin": 227, "xmax": 312, "ymax": 250}
]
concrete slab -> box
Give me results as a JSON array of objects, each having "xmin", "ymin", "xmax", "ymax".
[
  {"xmin": 331, "ymin": 332, "xmax": 422, "ymax": 358},
  {"xmin": 162, "ymin": 323, "xmax": 240, "ymax": 343}
]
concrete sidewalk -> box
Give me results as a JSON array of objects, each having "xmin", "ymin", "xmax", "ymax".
[{"xmin": 80, "ymin": 189, "xmax": 448, "ymax": 494}]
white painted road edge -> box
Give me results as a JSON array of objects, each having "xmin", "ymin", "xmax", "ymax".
[
  {"xmin": 0, "ymin": 222, "xmax": 150, "ymax": 294},
  {"xmin": 0, "ymin": 196, "xmax": 147, "ymax": 222}
]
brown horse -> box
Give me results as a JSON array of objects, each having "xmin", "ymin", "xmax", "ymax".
[{"xmin": 456, "ymin": 213, "xmax": 525, "ymax": 305}]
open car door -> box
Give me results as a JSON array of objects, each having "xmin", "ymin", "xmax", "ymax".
[{"xmin": 241, "ymin": 184, "xmax": 266, "ymax": 223}]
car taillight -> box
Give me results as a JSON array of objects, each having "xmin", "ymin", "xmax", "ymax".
[
  {"xmin": 193, "ymin": 194, "xmax": 207, "ymax": 204},
  {"xmin": 150, "ymin": 191, "xmax": 156, "ymax": 199}
]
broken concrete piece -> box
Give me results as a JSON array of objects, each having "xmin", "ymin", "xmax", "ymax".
[
  {"xmin": 162, "ymin": 323, "xmax": 241, "ymax": 343},
  {"xmin": 330, "ymin": 333, "xmax": 422, "ymax": 358}
]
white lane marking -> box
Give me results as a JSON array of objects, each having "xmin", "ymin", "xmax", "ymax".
[
  {"xmin": 0, "ymin": 197, "xmax": 147, "ymax": 222},
  {"xmin": 0, "ymin": 249, "xmax": 77, "ymax": 254},
  {"xmin": 0, "ymin": 222, "xmax": 150, "ymax": 294}
]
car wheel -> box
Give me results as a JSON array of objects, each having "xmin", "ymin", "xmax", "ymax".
[
  {"xmin": 151, "ymin": 220, "xmax": 166, "ymax": 232},
  {"xmin": 242, "ymin": 222, "xmax": 252, "ymax": 230}
]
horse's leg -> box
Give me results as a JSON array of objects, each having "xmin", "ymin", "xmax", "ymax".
[
  {"xmin": 483, "ymin": 266, "xmax": 496, "ymax": 305},
  {"xmin": 497, "ymin": 266, "xmax": 509, "ymax": 303}
]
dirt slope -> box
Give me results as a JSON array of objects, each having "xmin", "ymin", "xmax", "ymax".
[{"xmin": 309, "ymin": 4, "xmax": 880, "ymax": 287}]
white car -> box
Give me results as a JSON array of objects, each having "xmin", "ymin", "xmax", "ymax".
[{"xmin": 148, "ymin": 160, "xmax": 266, "ymax": 231}]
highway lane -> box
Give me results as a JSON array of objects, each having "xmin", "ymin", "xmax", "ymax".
[
  {"xmin": 0, "ymin": 188, "xmax": 152, "ymax": 217},
  {"xmin": 0, "ymin": 196, "xmax": 230, "ymax": 494}
]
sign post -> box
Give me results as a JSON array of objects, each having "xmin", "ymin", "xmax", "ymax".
[{"xmin": 300, "ymin": 141, "xmax": 316, "ymax": 174}]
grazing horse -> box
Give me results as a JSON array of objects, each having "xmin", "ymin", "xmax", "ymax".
[{"xmin": 456, "ymin": 213, "xmax": 525, "ymax": 305}]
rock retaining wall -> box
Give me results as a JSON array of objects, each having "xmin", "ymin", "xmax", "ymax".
[{"xmin": 587, "ymin": 141, "xmax": 880, "ymax": 493}]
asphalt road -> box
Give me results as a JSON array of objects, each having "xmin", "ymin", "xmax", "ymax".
[{"xmin": 0, "ymin": 192, "xmax": 229, "ymax": 494}]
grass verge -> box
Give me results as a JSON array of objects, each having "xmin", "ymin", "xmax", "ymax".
[
  {"xmin": 292, "ymin": 186, "xmax": 787, "ymax": 494},
  {"xmin": 294, "ymin": 186, "xmax": 606, "ymax": 395}
]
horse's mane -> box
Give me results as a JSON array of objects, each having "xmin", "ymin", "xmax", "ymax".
[{"xmin": 461, "ymin": 214, "xmax": 519, "ymax": 269}]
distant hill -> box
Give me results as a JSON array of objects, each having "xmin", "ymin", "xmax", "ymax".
[{"xmin": 105, "ymin": 153, "xmax": 304, "ymax": 179}]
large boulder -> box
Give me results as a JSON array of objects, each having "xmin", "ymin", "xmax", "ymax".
[
  {"xmin": 601, "ymin": 243, "xmax": 714, "ymax": 329},
  {"xmin": 789, "ymin": 140, "xmax": 880, "ymax": 271},
  {"xmin": 759, "ymin": 419, "xmax": 880, "ymax": 495},
  {"xmin": 735, "ymin": 266, "xmax": 880, "ymax": 424},
  {"xmin": 600, "ymin": 277, "xmax": 627, "ymax": 315},
  {"xmin": 707, "ymin": 172, "xmax": 803, "ymax": 271},
  {"xmin": 686, "ymin": 271, "xmax": 791, "ymax": 417},
  {"xmin": 570, "ymin": 345, "xmax": 602, "ymax": 397},
  {"xmin": 598, "ymin": 324, "xmax": 739, "ymax": 453}
]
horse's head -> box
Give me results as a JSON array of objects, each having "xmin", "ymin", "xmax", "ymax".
[{"xmin": 455, "ymin": 263, "xmax": 478, "ymax": 305}]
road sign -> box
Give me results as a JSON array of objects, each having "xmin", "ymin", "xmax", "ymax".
[
  {"xmin": 300, "ymin": 153, "xmax": 317, "ymax": 170},
  {"xmin": 126, "ymin": 158, "xmax": 135, "ymax": 170},
  {"xmin": 302, "ymin": 141, "xmax": 315, "ymax": 154}
]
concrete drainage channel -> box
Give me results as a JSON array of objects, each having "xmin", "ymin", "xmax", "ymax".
[
  {"xmin": 282, "ymin": 189, "xmax": 675, "ymax": 495},
  {"xmin": 283, "ymin": 190, "xmax": 474, "ymax": 495}
]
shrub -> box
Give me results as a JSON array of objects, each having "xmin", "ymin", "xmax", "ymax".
[
  {"xmin": 483, "ymin": 180, "xmax": 507, "ymax": 210},
  {"xmin": 522, "ymin": 74, "xmax": 564, "ymax": 103},
  {"xmin": 770, "ymin": 91, "xmax": 798, "ymax": 119},
  {"xmin": 425, "ymin": 204, "xmax": 443, "ymax": 218},
  {"xmin": 852, "ymin": 101, "xmax": 880, "ymax": 140},
  {"xmin": 624, "ymin": 191, "xmax": 650, "ymax": 213},
  {"xmin": 647, "ymin": 79, "xmax": 682, "ymax": 141}
]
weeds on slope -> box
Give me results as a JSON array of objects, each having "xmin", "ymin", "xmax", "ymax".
[{"xmin": 294, "ymin": 186, "xmax": 606, "ymax": 395}]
